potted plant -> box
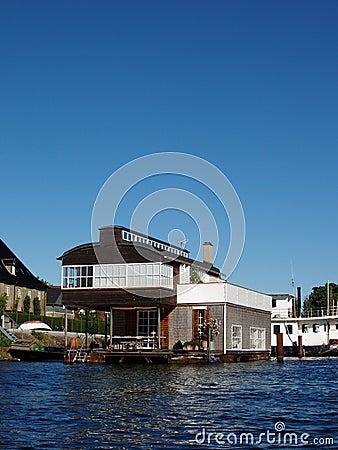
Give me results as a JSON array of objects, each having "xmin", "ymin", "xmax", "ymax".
[
  {"xmin": 201, "ymin": 318, "xmax": 221, "ymax": 350},
  {"xmin": 184, "ymin": 341, "xmax": 193, "ymax": 351},
  {"xmin": 190, "ymin": 340, "xmax": 200, "ymax": 351}
]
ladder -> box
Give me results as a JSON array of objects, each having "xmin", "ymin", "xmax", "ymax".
[
  {"xmin": 72, "ymin": 342, "xmax": 87, "ymax": 363},
  {"xmin": 0, "ymin": 325, "xmax": 16, "ymax": 342}
]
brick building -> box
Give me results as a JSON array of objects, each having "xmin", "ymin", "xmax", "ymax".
[{"xmin": 0, "ymin": 240, "xmax": 47, "ymax": 315}]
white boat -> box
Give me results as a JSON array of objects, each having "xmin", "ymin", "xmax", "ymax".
[{"xmin": 271, "ymin": 293, "xmax": 338, "ymax": 356}]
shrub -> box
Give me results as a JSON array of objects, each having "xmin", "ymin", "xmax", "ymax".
[
  {"xmin": 0, "ymin": 293, "xmax": 7, "ymax": 314},
  {"xmin": 23, "ymin": 295, "xmax": 31, "ymax": 313},
  {"xmin": 31, "ymin": 330, "xmax": 44, "ymax": 341},
  {"xmin": 33, "ymin": 297, "xmax": 41, "ymax": 315}
]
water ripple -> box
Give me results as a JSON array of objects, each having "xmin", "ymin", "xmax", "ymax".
[{"xmin": 0, "ymin": 359, "xmax": 337, "ymax": 449}]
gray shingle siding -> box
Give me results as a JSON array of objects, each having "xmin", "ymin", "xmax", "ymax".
[{"xmin": 226, "ymin": 304, "xmax": 271, "ymax": 351}]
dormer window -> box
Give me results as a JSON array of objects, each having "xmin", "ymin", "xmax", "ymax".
[{"xmin": 2, "ymin": 258, "xmax": 16, "ymax": 275}]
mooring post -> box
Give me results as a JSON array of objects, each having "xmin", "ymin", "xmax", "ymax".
[
  {"xmin": 298, "ymin": 335, "xmax": 303, "ymax": 359},
  {"xmin": 277, "ymin": 332, "xmax": 284, "ymax": 363},
  {"xmin": 104, "ymin": 311, "xmax": 108, "ymax": 348},
  {"xmin": 85, "ymin": 309, "xmax": 88, "ymax": 349},
  {"xmin": 64, "ymin": 307, "xmax": 68, "ymax": 348}
]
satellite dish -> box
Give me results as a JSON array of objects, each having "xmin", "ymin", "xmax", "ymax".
[{"xmin": 180, "ymin": 239, "xmax": 188, "ymax": 248}]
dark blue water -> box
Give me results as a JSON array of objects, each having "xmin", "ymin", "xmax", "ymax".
[{"xmin": 0, "ymin": 359, "xmax": 337, "ymax": 449}]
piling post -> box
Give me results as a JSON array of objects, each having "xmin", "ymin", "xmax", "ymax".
[
  {"xmin": 277, "ymin": 332, "xmax": 284, "ymax": 363},
  {"xmin": 64, "ymin": 307, "xmax": 68, "ymax": 348},
  {"xmin": 85, "ymin": 309, "xmax": 88, "ymax": 349},
  {"xmin": 104, "ymin": 311, "xmax": 108, "ymax": 348},
  {"xmin": 298, "ymin": 335, "xmax": 303, "ymax": 359}
]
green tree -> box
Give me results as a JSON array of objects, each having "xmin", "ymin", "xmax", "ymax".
[
  {"xmin": 36, "ymin": 277, "xmax": 51, "ymax": 286},
  {"xmin": 303, "ymin": 283, "xmax": 338, "ymax": 314},
  {"xmin": 13, "ymin": 296, "xmax": 19, "ymax": 312},
  {"xmin": 191, "ymin": 267, "xmax": 203, "ymax": 284},
  {"xmin": 0, "ymin": 293, "xmax": 7, "ymax": 314},
  {"xmin": 23, "ymin": 295, "xmax": 31, "ymax": 313},
  {"xmin": 33, "ymin": 297, "xmax": 41, "ymax": 315}
]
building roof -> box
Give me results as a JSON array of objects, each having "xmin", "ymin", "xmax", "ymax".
[
  {"xmin": 46, "ymin": 286, "xmax": 62, "ymax": 306},
  {"xmin": 58, "ymin": 225, "xmax": 220, "ymax": 277},
  {"xmin": 0, "ymin": 239, "xmax": 48, "ymax": 291}
]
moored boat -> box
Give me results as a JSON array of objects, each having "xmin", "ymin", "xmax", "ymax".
[{"xmin": 9, "ymin": 339, "xmax": 65, "ymax": 361}]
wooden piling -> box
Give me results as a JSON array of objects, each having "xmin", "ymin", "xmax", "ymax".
[
  {"xmin": 277, "ymin": 332, "xmax": 284, "ymax": 363},
  {"xmin": 298, "ymin": 335, "xmax": 303, "ymax": 359}
]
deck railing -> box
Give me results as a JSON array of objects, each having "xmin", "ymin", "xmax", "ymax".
[
  {"xmin": 110, "ymin": 335, "xmax": 159, "ymax": 351},
  {"xmin": 272, "ymin": 307, "xmax": 338, "ymax": 319},
  {"xmin": 301, "ymin": 307, "xmax": 338, "ymax": 318}
]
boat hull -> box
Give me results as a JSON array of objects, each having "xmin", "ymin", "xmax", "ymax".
[{"xmin": 9, "ymin": 347, "xmax": 65, "ymax": 362}]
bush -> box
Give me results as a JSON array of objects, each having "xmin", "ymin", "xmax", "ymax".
[
  {"xmin": 0, "ymin": 293, "xmax": 7, "ymax": 314},
  {"xmin": 33, "ymin": 297, "xmax": 41, "ymax": 315},
  {"xmin": 23, "ymin": 295, "xmax": 31, "ymax": 313},
  {"xmin": 31, "ymin": 330, "xmax": 44, "ymax": 341},
  {"xmin": 0, "ymin": 334, "xmax": 12, "ymax": 347}
]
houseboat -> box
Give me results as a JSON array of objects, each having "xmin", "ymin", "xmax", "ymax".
[
  {"xmin": 58, "ymin": 225, "xmax": 272, "ymax": 364},
  {"xmin": 271, "ymin": 294, "xmax": 338, "ymax": 356}
]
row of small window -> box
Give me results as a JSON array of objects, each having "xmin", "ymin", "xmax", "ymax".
[
  {"xmin": 273, "ymin": 323, "xmax": 338, "ymax": 335},
  {"xmin": 232, "ymin": 325, "xmax": 266, "ymax": 350},
  {"xmin": 3, "ymin": 286, "xmax": 41, "ymax": 299},
  {"xmin": 122, "ymin": 230, "xmax": 189, "ymax": 257}
]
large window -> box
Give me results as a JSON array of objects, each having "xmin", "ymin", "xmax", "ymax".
[
  {"xmin": 250, "ymin": 327, "xmax": 266, "ymax": 350},
  {"xmin": 137, "ymin": 310, "xmax": 158, "ymax": 336},
  {"xmin": 62, "ymin": 266, "xmax": 93, "ymax": 288},
  {"xmin": 62, "ymin": 263, "xmax": 173, "ymax": 289},
  {"xmin": 95, "ymin": 265, "xmax": 126, "ymax": 288},
  {"xmin": 232, "ymin": 325, "xmax": 242, "ymax": 349}
]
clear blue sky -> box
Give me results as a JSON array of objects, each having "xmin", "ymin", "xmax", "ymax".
[{"xmin": 1, "ymin": 0, "xmax": 337, "ymax": 300}]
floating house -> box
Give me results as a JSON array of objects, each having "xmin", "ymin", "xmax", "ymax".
[
  {"xmin": 58, "ymin": 226, "xmax": 271, "ymax": 362},
  {"xmin": 271, "ymin": 293, "xmax": 338, "ymax": 356},
  {"xmin": 0, "ymin": 239, "xmax": 47, "ymax": 317}
]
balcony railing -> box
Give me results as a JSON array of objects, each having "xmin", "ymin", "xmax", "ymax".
[
  {"xmin": 301, "ymin": 307, "xmax": 338, "ymax": 318},
  {"xmin": 272, "ymin": 307, "xmax": 338, "ymax": 319}
]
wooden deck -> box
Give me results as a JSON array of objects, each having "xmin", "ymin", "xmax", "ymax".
[{"xmin": 64, "ymin": 348, "xmax": 270, "ymax": 365}]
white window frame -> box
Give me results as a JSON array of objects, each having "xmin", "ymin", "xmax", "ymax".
[
  {"xmin": 232, "ymin": 325, "xmax": 242, "ymax": 349},
  {"xmin": 62, "ymin": 262, "xmax": 173, "ymax": 290},
  {"xmin": 121, "ymin": 230, "xmax": 188, "ymax": 257},
  {"xmin": 250, "ymin": 327, "xmax": 266, "ymax": 350},
  {"xmin": 137, "ymin": 310, "xmax": 158, "ymax": 336}
]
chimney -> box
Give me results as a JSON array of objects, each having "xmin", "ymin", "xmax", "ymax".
[
  {"xmin": 203, "ymin": 242, "xmax": 213, "ymax": 265},
  {"xmin": 99, "ymin": 226, "xmax": 115, "ymax": 245}
]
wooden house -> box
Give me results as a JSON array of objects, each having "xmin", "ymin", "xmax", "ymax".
[{"xmin": 58, "ymin": 226, "xmax": 271, "ymax": 360}]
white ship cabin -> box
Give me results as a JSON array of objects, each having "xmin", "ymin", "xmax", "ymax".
[{"xmin": 271, "ymin": 294, "xmax": 338, "ymax": 350}]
